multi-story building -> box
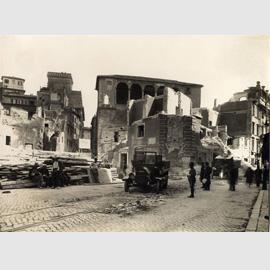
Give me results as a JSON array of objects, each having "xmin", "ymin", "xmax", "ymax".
[
  {"xmin": 0, "ymin": 76, "xmax": 37, "ymax": 119},
  {"xmin": 217, "ymin": 81, "xmax": 270, "ymax": 165},
  {"xmin": 91, "ymin": 74, "xmax": 203, "ymax": 162},
  {"xmin": 37, "ymin": 72, "xmax": 85, "ymax": 152}
]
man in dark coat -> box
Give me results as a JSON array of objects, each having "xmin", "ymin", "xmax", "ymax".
[
  {"xmin": 244, "ymin": 167, "xmax": 254, "ymax": 187},
  {"xmin": 29, "ymin": 163, "xmax": 44, "ymax": 188},
  {"xmin": 204, "ymin": 162, "xmax": 212, "ymax": 191},
  {"xmin": 229, "ymin": 159, "xmax": 238, "ymax": 191},
  {"xmin": 262, "ymin": 164, "xmax": 269, "ymax": 190},
  {"xmin": 255, "ymin": 165, "xmax": 262, "ymax": 187},
  {"xmin": 200, "ymin": 163, "xmax": 205, "ymax": 189},
  {"xmin": 38, "ymin": 164, "xmax": 50, "ymax": 187},
  {"xmin": 187, "ymin": 162, "xmax": 196, "ymax": 198}
]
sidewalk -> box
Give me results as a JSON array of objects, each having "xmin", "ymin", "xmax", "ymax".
[{"xmin": 245, "ymin": 189, "xmax": 269, "ymax": 232}]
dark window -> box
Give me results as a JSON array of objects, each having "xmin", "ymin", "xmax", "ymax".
[
  {"xmin": 252, "ymin": 122, "xmax": 255, "ymax": 134},
  {"xmin": 157, "ymin": 86, "xmax": 164, "ymax": 96},
  {"xmin": 185, "ymin": 88, "xmax": 191, "ymax": 95},
  {"xmin": 116, "ymin": 83, "xmax": 129, "ymax": 104},
  {"xmin": 45, "ymin": 123, "xmax": 49, "ymax": 128},
  {"xmin": 209, "ymin": 121, "xmax": 212, "ymax": 126},
  {"xmin": 144, "ymin": 85, "xmax": 155, "ymax": 97},
  {"xmin": 227, "ymin": 138, "xmax": 233, "ymax": 146},
  {"xmin": 137, "ymin": 125, "xmax": 145, "ymax": 137},
  {"xmin": 114, "ymin": 131, "xmax": 119, "ymax": 142},
  {"xmin": 6, "ymin": 136, "xmax": 11, "ymax": 145},
  {"xmin": 130, "ymin": 84, "xmax": 142, "ymax": 100},
  {"xmin": 4, "ymin": 79, "xmax": 9, "ymax": 84}
]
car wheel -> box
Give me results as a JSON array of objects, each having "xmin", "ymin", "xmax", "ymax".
[
  {"xmin": 156, "ymin": 180, "xmax": 160, "ymax": 194},
  {"xmin": 163, "ymin": 179, "xmax": 168, "ymax": 189},
  {"xmin": 124, "ymin": 180, "xmax": 130, "ymax": 192}
]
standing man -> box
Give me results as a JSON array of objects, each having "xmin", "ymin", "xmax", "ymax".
[
  {"xmin": 204, "ymin": 162, "xmax": 212, "ymax": 191},
  {"xmin": 52, "ymin": 157, "xmax": 60, "ymax": 188},
  {"xmin": 244, "ymin": 167, "xmax": 254, "ymax": 188},
  {"xmin": 255, "ymin": 164, "xmax": 262, "ymax": 188},
  {"xmin": 262, "ymin": 163, "xmax": 269, "ymax": 190},
  {"xmin": 229, "ymin": 159, "xmax": 238, "ymax": 191},
  {"xmin": 187, "ymin": 162, "xmax": 196, "ymax": 198},
  {"xmin": 200, "ymin": 162, "xmax": 205, "ymax": 189}
]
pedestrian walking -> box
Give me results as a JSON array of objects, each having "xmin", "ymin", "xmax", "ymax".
[
  {"xmin": 200, "ymin": 162, "xmax": 205, "ymax": 188},
  {"xmin": 262, "ymin": 164, "xmax": 269, "ymax": 190},
  {"xmin": 204, "ymin": 162, "xmax": 212, "ymax": 191},
  {"xmin": 244, "ymin": 167, "xmax": 254, "ymax": 187},
  {"xmin": 229, "ymin": 159, "xmax": 238, "ymax": 191},
  {"xmin": 255, "ymin": 165, "xmax": 262, "ymax": 187},
  {"xmin": 187, "ymin": 162, "xmax": 196, "ymax": 198}
]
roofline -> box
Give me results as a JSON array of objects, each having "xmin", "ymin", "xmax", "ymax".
[
  {"xmin": 95, "ymin": 74, "xmax": 203, "ymax": 90},
  {"xmin": 1, "ymin": 76, "xmax": 25, "ymax": 82}
]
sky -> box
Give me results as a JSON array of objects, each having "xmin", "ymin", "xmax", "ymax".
[{"xmin": 0, "ymin": 35, "xmax": 269, "ymax": 127}]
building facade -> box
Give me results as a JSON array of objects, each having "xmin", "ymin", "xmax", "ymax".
[
  {"xmin": 37, "ymin": 72, "xmax": 85, "ymax": 152},
  {"xmin": 0, "ymin": 76, "xmax": 37, "ymax": 119},
  {"xmin": 91, "ymin": 74, "xmax": 203, "ymax": 161},
  {"xmin": 217, "ymin": 81, "xmax": 270, "ymax": 165}
]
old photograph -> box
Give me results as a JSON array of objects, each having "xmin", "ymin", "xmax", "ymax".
[{"xmin": 0, "ymin": 35, "xmax": 269, "ymax": 232}]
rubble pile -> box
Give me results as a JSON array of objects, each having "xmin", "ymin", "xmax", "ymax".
[{"xmin": 102, "ymin": 195, "xmax": 166, "ymax": 217}]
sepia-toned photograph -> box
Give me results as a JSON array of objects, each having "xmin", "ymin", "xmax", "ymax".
[{"xmin": 0, "ymin": 35, "xmax": 269, "ymax": 232}]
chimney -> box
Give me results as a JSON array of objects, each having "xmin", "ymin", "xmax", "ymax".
[
  {"xmin": 262, "ymin": 86, "xmax": 265, "ymax": 90},
  {"xmin": 214, "ymin": 98, "xmax": 217, "ymax": 108},
  {"xmin": 256, "ymin": 81, "xmax": 261, "ymax": 88}
]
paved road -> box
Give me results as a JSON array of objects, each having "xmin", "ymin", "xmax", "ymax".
[{"xmin": 0, "ymin": 179, "xmax": 261, "ymax": 232}]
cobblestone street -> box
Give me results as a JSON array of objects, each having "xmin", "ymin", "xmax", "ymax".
[{"xmin": 0, "ymin": 179, "xmax": 266, "ymax": 232}]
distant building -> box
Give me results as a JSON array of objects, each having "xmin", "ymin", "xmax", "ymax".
[
  {"xmin": 79, "ymin": 127, "xmax": 91, "ymax": 153},
  {"xmin": 37, "ymin": 72, "xmax": 85, "ymax": 152},
  {"xmin": 217, "ymin": 81, "xmax": 270, "ymax": 165},
  {"xmin": 0, "ymin": 76, "xmax": 37, "ymax": 119}
]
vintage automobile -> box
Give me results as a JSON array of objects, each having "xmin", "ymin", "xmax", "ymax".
[{"xmin": 123, "ymin": 151, "xmax": 170, "ymax": 193}]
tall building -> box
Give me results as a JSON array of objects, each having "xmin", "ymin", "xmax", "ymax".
[
  {"xmin": 218, "ymin": 81, "xmax": 270, "ymax": 165},
  {"xmin": 37, "ymin": 72, "xmax": 85, "ymax": 152},
  {"xmin": 0, "ymin": 76, "xmax": 37, "ymax": 119},
  {"xmin": 91, "ymin": 74, "xmax": 203, "ymax": 163}
]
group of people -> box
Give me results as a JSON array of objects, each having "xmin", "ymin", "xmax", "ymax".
[
  {"xmin": 187, "ymin": 162, "xmax": 213, "ymax": 198},
  {"xmin": 187, "ymin": 159, "xmax": 269, "ymax": 198},
  {"xmin": 29, "ymin": 157, "xmax": 70, "ymax": 189},
  {"xmin": 244, "ymin": 164, "xmax": 269, "ymax": 190}
]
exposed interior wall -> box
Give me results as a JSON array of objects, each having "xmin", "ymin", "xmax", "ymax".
[
  {"xmin": 97, "ymin": 107, "xmax": 127, "ymax": 161},
  {"xmin": 0, "ymin": 106, "xmax": 44, "ymax": 149}
]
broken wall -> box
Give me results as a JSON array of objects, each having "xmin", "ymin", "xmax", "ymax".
[
  {"xmin": 97, "ymin": 107, "xmax": 127, "ymax": 161},
  {"xmin": 0, "ymin": 106, "xmax": 44, "ymax": 149}
]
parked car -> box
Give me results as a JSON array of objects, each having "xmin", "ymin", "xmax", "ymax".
[{"xmin": 123, "ymin": 151, "xmax": 170, "ymax": 193}]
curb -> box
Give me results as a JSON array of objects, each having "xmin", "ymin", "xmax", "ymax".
[{"xmin": 245, "ymin": 190, "xmax": 264, "ymax": 232}]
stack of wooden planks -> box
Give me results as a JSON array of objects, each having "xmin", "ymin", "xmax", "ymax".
[{"xmin": 0, "ymin": 148, "xmax": 93, "ymax": 189}]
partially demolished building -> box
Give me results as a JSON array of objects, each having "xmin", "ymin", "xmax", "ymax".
[
  {"xmin": 0, "ymin": 73, "xmax": 85, "ymax": 153},
  {"xmin": 91, "ymin": 74, "xmax": 227, "ymax": 175},
  {"xmin": 217, "ymin": 81, "xmax": 270, "ymax": 165},
  {"xmin": 37, "ymin": 72, "xmax": 85, "ymax": 152}
]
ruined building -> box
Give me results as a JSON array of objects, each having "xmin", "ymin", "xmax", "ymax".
[
  {"xmin": 91, "ymin": 74, "xmax": 203, "ymax": 162},
  {"xmin": 0, "ymin": 76, "xmax": 43, "ymax": 149},
  {"xmin": 217, "ymin": 81, "xmax": 270, "ymax": 165},
  {"xmin": 37, "ymin": 72, "xmax": 85, "ymax": 152}
]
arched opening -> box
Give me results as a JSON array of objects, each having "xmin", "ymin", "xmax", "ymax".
[
  {"xmin": 130, "ymin": 84, "xmax": 142, "ymax": 100},
  {"xmin": 157, "ymin": 86, "xmax": 165, "ymax": 96},
  {"xmin": 144, "ymin": 85, "xmax": 155, "ymax": 97},
  {"xmin": 116, "ymin": 83, "xmax": 128, "ymax": 104}
]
